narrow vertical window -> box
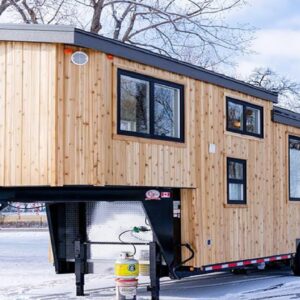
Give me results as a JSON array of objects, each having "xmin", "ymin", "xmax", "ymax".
[
  {"xmin": 227, "ymin": 158, "xmax": 247, "ymax": 204},
  {"xmin": 289, "ymin": 136, "xmax": 300, "ymax": 200}
]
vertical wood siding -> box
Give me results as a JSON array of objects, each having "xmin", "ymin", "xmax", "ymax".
[
  {"xmin": 0, "ymin": 42, "xmax": 56, "ymax": 186},
  {"xmin": 58, "ymin": 48, "xmax": 197, "ymax": 187},
  {"xmin": 1, "ymin": 42, "xmax": 300, "ymax": 268},
  {"xmin": 181, "ymin": 87, "xmax": 300, "ymax": 267},
  {"xmin": 58, "ymin": 46, "xmax": 300, "ymax": 267}
]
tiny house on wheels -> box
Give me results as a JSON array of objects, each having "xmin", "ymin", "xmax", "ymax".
[{"xmin": 1, "ymin": 24, "xmax": 300, "ymax": 299}]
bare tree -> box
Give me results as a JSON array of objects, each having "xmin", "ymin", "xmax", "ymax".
[
  {"xmin": 248, "ymin": 68, "xmax": 300, "ymax": 111},
  {"xmin": 1, "ymin": 0, "xmax": 252, "ymax": 69},
  {"xmin": 76, "ymin": 0, "xmax": 253, "ymax": 68},
  {"xmin": 0, "ymin": 0, "xmax": 11, "ymax": 16},
  {"xmin": 6, "ymin": 0, "xmax": 79, "ymax": 25}
]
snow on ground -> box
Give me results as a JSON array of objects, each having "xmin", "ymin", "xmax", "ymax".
[{"xmin": 1, "ymin": 230, "xmax": 300, "ymax": 299}]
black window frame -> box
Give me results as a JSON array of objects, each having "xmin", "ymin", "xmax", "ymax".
[
  {"xmin": 226, "ymin": 97, "xmax": 264, "ymax": 138},
  {"xmin": 289, "ymin": 135, "xmax": 300, "ymax": 201},
  {"xmin": 117, "ymin": 69, "xmax": 185, "ymax": 142},
  {"xmin": 227, "ymin": 157, "xmax": 247, "ymax": 205}
]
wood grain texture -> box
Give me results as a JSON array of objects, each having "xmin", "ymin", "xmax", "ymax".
[
  {"xmin": 0, "ymin": 42, "xmax": 56, "ymax": 186},
  {"xmin": 1, "ymin": 42, "xmax": 300, "ymax": 269},
  {"xmin": 56, "ymin": 52, "xmax": 197, "ymax": 187}
]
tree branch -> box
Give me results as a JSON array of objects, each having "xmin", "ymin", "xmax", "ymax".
[{"xmin": 0, "ymin": 0, "xmax": 10, "ymax": 16}]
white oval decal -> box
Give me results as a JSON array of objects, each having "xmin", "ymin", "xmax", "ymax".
[{"xmin": 145, "ymin": 189, "xmax": 160, "ymax": 200}]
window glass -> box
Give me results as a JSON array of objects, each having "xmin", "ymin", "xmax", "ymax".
[
  {"xmin": 226, "ymin": 98, "xmax": 263, "ymax": 138},
  {"xmin": 289, "ymin": 137, "xmax": 300, "ymax": 199},
  {"xmin": 228, "ymin": 160, "xmax": 244, "ymax": 180},
  {"xmin": 227, "ymin": 158, "xmax": 246, "ymax": 204},
  {"xmin": 229, "ymin": 183, "xmax": 244, "ymax": 201},
  {"xmin": 118, "ymin": 70, "xmax": 184, "ymax": 142},
  {"xmin": 246, "ymin": 106, "xmax": 261, "ymax": 134},
  {"xmin": 120, "ymin": 75, "xmax": 150, "ymax": 134},
  {"xmin": 227, "ymin": 101, "xmax": 243, "ymax": 131},
  {"xmin": 154, "ymin": 84, "xmax": 180, "ymax": 138}
]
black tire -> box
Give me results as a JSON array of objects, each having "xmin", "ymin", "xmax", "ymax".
[
  {"xmin": 292, "ymin": 245, "xmax": 300, "ymax": 276},
  {"xmin": 231, "ymin": 268, "xmax": 247, "ymax": 275}
]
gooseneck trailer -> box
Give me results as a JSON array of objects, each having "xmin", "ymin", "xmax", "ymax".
[{"xmin": 1, "ymin": 24, "xmax": 300, "ymax": 299}]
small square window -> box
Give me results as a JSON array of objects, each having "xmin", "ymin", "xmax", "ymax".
[
  {"xmin": 226, "ymin": 97, "xmax": 263, "ymax": 138},
  {"xmin": 229, "ymin": 183, "xmax": 244, "ymax": 201},
  {"xmin": 227, "ymin": 158, "xmax": 247, "ymax": 204},
  {"xmin": 228, "ymin": 160, "xmax": 244, "ymax": 180}
]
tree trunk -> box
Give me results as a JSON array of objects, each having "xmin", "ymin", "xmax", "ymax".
[{"xmin": 90, "ymin": 0, "xmax": 105, "ymax": 33}]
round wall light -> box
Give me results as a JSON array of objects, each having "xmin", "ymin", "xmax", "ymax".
[{"xmin": 71, "ymin": 51, "xmax": 89, "ymax": 66}]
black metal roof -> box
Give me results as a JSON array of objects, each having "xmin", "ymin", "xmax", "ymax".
[
  {"xmin": 272, "ymin": 106, "xmax": 300, "ymax": 129},
  {"xmin": 0, "ymin": 23, "xmax": 278, "ymax": 103}
]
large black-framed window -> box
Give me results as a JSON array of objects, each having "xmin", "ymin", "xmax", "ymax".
[
  {"xmin": 226, "ymin": 97, "xmax": 263, "ymax": 138},
  {"xmin": 117, "ymin": 69, "xmax": 184, "ymax": 142},
  {"xmin": 289, "ymin": 135, "xmax": 300, "ymax": 201},
  {"xmin": 227, "ymin": 157, "xmax": 247, "ymax": 204}
]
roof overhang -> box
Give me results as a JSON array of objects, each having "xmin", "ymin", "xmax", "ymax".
[
  {"xmin": 0, "ymin": 24, "xmax": 278, "ymax": 103},
  {"xmin": 272, "ymin": 106, "xmax": 300, "ymax": 128}
]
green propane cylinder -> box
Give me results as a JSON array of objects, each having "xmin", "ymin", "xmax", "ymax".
[{"xmin": 115, "ymin": 252, "xmax": 139, "ymax": 279}]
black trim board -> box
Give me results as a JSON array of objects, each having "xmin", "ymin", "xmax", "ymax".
[
  {"xmin": 0, "ymin": 23, "xmax": 277, "ymax": 103},
  {"xmin": 272, "ymin": 106, "xmax": 300, "ymax": 129}
]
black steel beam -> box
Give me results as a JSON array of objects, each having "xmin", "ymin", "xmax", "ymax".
[
  {"xmin": 75, "ymin": 240, "xmax": 85, "ymax": 296},
  {"xmin": 148, "ymin": 241, "xmax": 161, "ymax": 300},
  {"xmin": 0, "ymin": 186, "xmax": 173, "ymax": 203}
]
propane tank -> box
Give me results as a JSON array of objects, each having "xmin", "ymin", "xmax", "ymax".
[
  {"xmin": 115, "ymin": 278, "xmax": 138, "ymax": 300},
  {"xmin": 115, "ymin": 252, "xmax": 139, "ymax": 279}
]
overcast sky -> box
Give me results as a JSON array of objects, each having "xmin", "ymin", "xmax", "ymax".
[{"xmin": 230, "ymin": 0, "xmax": 300, "ymax": 81}]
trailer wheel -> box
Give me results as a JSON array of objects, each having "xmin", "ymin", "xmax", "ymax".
[
  {"xmin": 231, "ymin": 268, "xmax": 247, "ymax": 275},
  {"xmin": 292, "ymin": 245, "xmax": 300, "ymax": 276}
]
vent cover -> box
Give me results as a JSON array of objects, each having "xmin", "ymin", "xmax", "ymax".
[{"xmin": 71, "ymin": 51, "xmax": 89, "ymax": 65}]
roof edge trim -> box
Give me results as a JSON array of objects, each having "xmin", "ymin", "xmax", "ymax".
[
  {"xmin": 74, "ymin": 29, "xmax": 278, "ymax": 103},
  {"xmin": 272, "ymin": 106, "xmax": 300, "ymax": 129},
  {"xmin": 0, "ymin": 24, "xmax": 278, "ymax": 103}
]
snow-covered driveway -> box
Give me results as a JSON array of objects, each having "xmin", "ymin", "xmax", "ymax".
[{"xmin": 0, "ymin": 229, "xmax": 300, "ymax": 299}]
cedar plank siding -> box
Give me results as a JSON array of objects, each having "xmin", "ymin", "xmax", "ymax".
[{"xmin": 0, "ymin": 42, "xmax": 300, "ymax": 268}]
